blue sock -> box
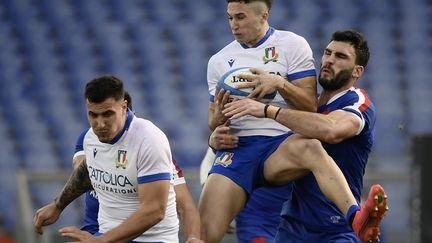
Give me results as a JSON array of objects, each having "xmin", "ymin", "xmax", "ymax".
[{"xmin": 346, "ymin": 204, "xmax": 360, "ymax": 228}]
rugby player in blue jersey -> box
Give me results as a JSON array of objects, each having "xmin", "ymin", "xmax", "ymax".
[{"xmin": 220, "ymin": 30, "xmax": 388, "ymax": 242}]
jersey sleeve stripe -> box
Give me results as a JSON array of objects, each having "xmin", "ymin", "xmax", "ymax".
[
  {"xmin": 343, "ymin": 108, "xmax": 365, "ymax": 135},
  {"xmin": 358, "ymin": 89, "xmax": 371, "ymax": 112},
  {"xmin": 209, "ymin": 94, "xmax": 215, "ymax": 102},
  {"xmin": 287, "ymin": 69, "xmax": 316, "ymax": 81},
  {"xmin": 137, "ymin": 172, "xmax": 171, "ymax": 184}
]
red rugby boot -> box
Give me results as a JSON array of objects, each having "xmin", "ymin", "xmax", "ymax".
[{"xmin": 352, "ymin": 184, "xmax": 389, "ymax": 243}]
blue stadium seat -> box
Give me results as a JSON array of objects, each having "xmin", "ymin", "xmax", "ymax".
[{"xmin": 0, "ymin": 0, "xmax": 430, "ymax": 239}]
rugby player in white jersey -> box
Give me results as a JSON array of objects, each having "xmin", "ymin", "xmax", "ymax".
[
  {"xmin": 198, "ymin": 0, "xmax": 318, "ymax": 242},
  {"xmin": 33, "ymin": 76, "xmax": 182, "ymax": 242},
  {"xmin": 72, "ymin": 91, "xmax": 202, "ymax": 243}
]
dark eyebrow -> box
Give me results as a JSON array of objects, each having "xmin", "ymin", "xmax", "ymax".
[
  {"xmin": 325, "ymin": 48, "xmax": 349, "ymax": 58},
  {"xmin": 228, "ymin": 12, "xmax": 246, "ymax": 18},
  {"xmin": 101, "ymin": 110, "xmax": 115, "ymax": 116},
  {"xmin": 335, "ymin": 51, "xmax": 349, "ymax": 58},
  {"xmin": 88, "ymin": 110, "xmax": 115, "ymax": 116}
]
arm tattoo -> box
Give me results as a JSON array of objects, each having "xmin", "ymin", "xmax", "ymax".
[{"xmin": 54, "ymin": 159, "xmax": 92, "ymax": 211}]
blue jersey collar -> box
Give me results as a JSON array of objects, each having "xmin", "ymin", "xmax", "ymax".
[{"xmin": 240, "ymin": 27, "xmax": 275, "ymax": 49}]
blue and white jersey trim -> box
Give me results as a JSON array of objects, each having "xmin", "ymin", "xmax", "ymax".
[{"xmin": 137, "ymin": 173, "xmax": 171, "ymax": 184}]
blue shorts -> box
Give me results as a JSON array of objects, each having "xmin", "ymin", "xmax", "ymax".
[
  {"xmin": 80, "ymin": 191, "xmax": 99, "ymax": 235},
  {"xmin": 210, "ymin": 132, "xmax": 292, "ymax": 194},
  {"xmin": 274, "ymin": 217, "xmax": 360, "ymax": 243},
  {"xmin": 236, "ymin": 185, "xmax": 292, "ymax": 243},
  {"xmin": 237, "ymin": 234, "xmax": 272, "ymax": 243},
  {"xmin": 236, "ymin": 222, "xmax": 276, "ymax": 243}
]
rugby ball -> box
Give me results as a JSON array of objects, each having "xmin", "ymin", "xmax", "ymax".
[{"xmin": 216, "ymin": 67, "xmax": 276, "ymax": 103}]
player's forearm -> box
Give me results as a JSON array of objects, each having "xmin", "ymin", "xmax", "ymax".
[
  {"xmin": 277, "ymin": 79, "xmax": 317, "ymax": 112},
  {"xmin": 275, "ymin": 109, "xmax": 335, "ymax": 141},
  {"xmin": 179, "ymin": 204, "xmax": 201, "ymax": 241},
  {"xmin": 55, "ymin": 159, "xmax": 92, "ymax": 210},
  {"xmin": 98, "ymin": 204, "xmax": 166, "ymax": 243},
  {"xmin": 176, "ymin": 186, "xmax": 201, "ymax": 240}
]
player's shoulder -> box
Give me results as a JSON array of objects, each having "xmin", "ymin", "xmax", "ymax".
[
  {"xmin": 273, "ymin": 29, "xmax": 310, "ymax": 46},
  {"xmin": 130, "ymin": 117, "xmax": 159, "ymax": 132},
  {"xmin": 129, "ymin": 117, "xmax": 168, "ymax": 140},
  {"xmin": 340, "ymin": 87, "xmax": 375, "ymax": 112},
  {"xmin": 346, "ymin": 87, "xmax": 373, "ymax": 102}
]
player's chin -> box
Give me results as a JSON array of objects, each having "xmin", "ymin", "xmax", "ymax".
[
  {"xmin": 96, "ymin": 135, "xmax": 111, "ymax": 143},
  {"xmin": 320, "ymin": 70, "xmax": 333, "ymax": 79},
  {"xmin": 233, "ymin": 35, "xmax": 243, "ymax": 42}
]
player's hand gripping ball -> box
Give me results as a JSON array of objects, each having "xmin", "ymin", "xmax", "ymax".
[{"xmin": 217, "ymin": 67, "xmax": 276, "ymax": 103}]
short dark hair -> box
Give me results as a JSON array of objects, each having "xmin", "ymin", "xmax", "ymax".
[
  {"xmin": 226, "ymin": 0, "xmax": 272, "ymax": 10},
  {"xmin": 85, "ymin": 75, "xmax": 124, "ymax": 103},
  {"xmin": 331, "ymin": 30, "xmax": 370, "ymax": 67}
]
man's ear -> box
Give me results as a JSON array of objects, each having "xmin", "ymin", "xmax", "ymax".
[
  {"xmin": 262, "ymin": 11, "xmax": 269, "ymax": 22},
  {"xmin": 123, "ymin": 99, "xmax": 128, "ymax": 111},
  {"xmin": 353, "ymin": 65, "xmax": 364, "ymax": 79}
]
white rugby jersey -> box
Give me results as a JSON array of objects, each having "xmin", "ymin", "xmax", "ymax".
[
  {"xmin": 208, "ymin": 27, "xmax": 316, "ymax": 136},
  {"xmin": 81, "ymin": 110, "xmax": 178, "ymax": 242}
]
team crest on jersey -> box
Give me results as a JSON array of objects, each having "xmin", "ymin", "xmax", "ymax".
[
  {"xmin": 115, "ymin": 150, "xmax": 128, "ymax": 169},
  {"xmin": 214, "ymin": 152, "xmax": 234, "ymax": 167},
  {"xmin": 262, "ymin": 47, "xmax": 279, "ymax": 64}
]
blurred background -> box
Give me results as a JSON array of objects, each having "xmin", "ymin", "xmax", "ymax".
[{"xmin": 0, "ymin": 0, "xmax": 431, "ymax": 242}]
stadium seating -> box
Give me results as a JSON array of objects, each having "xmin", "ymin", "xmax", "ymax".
[{"xmin": 0, "ymin": 0, "xmax": 430, "ymax": 241}]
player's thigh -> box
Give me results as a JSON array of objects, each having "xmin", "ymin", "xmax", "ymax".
[
  {"xmin": 199, "ymin": 173, "xmax": 247, "ymax": 229},
  {"xmin": 263, "ymin": 134, "xmax": 312, "ymax": 185}
]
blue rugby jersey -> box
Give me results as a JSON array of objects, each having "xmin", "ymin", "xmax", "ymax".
[{"xmin": 280, "ymin": 87, "xmax": 376, "ymax": 232}]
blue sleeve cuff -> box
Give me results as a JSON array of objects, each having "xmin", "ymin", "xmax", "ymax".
[
  {"xmin": 137, "ymin": 173, "xmax": 171, "ymax": 184},
  {"xmin": 287, "ymin": 69, "xmax": 316, "ymax": 81}
]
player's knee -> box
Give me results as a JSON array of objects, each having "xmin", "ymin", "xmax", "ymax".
[
  {"xmin": 303, "ymin": 138, "xmax": 325, "ymax": 154},
  {"xmin": 284, "ymin": 138, "xmax": 326, "ymax": 167},
  {"xmin": 302, "ymin": 139, "xmax": 328, "ymax": 164},
  {"xmin": 200, "ymin": 219, "xmax": 224, "ymax": 243},
  {"xmin": 199, "ymin": 207, "xmax": 224, "ymax": 242}
]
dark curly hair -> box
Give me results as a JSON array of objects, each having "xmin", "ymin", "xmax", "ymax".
[
  {"xmin": 85, "ymin": 75, "xmax": 124, "ymax": 103},
  {"xmin": 331, "ymin": 30, "xmax": 370, "ymax": 67}
]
